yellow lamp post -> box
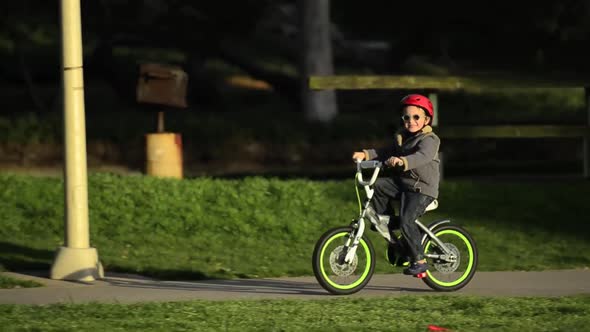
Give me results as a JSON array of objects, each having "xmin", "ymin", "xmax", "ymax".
[{"xmin": 50, "ymin": 0, "xmax": 103, "ymax": 281}]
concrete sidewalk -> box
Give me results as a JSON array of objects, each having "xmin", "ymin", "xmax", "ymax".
[{"xmin": 1, "ymin": 269, "xmax": 589, "ymax": 305}]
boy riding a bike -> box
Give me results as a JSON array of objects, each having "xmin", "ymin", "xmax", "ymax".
[{"xmin": 352, "ymin": 94, "xmax": 440, "ymax": 276}]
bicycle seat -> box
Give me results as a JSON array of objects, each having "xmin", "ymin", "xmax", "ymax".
[{"xmin": 425, "ymin": 199, "xmax": 438, "ymax": 212}]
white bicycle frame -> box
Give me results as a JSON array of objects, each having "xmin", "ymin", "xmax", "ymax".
[{"xmin": 342, "ymin": 159, "xmax": 456, "ymax": 264}]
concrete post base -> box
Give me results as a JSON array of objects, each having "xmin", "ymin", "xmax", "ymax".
[{"xmin": 50, "ymin": 246, "xmax": 104, "ymax": 281}]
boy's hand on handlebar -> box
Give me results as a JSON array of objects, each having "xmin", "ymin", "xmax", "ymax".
[
  {"xmin": 385, "ymin": 157, "xmax": 404, "ymax": 168},
  {"xmin": 352, "ymin": 151, "xmax": 366, "ymax": 161}
]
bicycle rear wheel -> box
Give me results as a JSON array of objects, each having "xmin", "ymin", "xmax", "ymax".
[
  {"xmin": 422, "ymin": 224, "xmax": 478, "ymax": 291},
  {"xmin": 312, "ymin": 226, "xmax": 375, "ymax": 295}
]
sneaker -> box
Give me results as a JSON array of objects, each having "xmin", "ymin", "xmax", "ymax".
[{"xmin": 403, "ymin": 261, "xmax": 429, "ymax": 276}]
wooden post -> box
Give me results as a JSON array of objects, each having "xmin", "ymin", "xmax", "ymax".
[
  {"xmin": 585, "ymin": 88, "xmax": 590, "ymax": 178},
  {"xmin": 428, "ymin": 92, "xmax": 439, "ymax": 127},
  {"xmin": 157, "ymin": 111, "xmax": 165, "ymax": 133},
  {"xmin": 428, "ymin": 92, "xmax": 443, "ymax": 180}
]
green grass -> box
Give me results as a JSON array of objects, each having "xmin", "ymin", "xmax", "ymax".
[
  {"xmin": 1, "ymin": 295, "xmax": 589, "ymax": 331},
  {"xmin": 0, "ymin": 275, "xmax": 42, "ymax": 289},
  {"xmin": 0, "ymin": 173, "xmax": 589, "ymax": 281},
  {"xmin": 0, "ymin": 265, "xmax": 42, "ymax": 288}
]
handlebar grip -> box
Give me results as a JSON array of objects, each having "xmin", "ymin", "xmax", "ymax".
[{"xmin": 359, "ymin": 160, "xmax": 383, "ymax": 169}]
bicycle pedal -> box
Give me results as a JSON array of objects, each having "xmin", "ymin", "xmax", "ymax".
[{"xmin": 414, "ymin": 272, "xmax": 427, "ymax": 279}]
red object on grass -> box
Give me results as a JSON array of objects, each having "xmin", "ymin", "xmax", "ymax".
[{"xmin": 427, "ymin": 325, "xmax": 449, "ymax": 331}]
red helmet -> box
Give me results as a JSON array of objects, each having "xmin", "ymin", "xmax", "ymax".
[{"xmin": 400, "ymin": 94, "xmax": 434, "ymax": 118}]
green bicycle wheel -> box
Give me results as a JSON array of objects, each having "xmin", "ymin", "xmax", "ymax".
[
  {"xmin": 422, "ymin": 225, "xmax": 478, "ymax": 291},
  {"xmin": 312, "ymin": 226, "xmax": 375, "ymax": 295}
]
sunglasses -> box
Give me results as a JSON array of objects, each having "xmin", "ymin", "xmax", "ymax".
[{"xmin": 401, "ymin": 114, "xmax": 423, "ymax": 122}]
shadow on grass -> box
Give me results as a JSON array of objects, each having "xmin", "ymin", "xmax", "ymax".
[
  {"xmin": 103, "ymin": 265, "xmax": 211, "ymax": 281},
  {"xmin": 0, "ymin": 241, "xmax": 216, "ymax": 281},
  {"xmin": 0, "ymin": 243, "xmax": 295, "ymax": 283},
  {"xmin": 0, "ymin": 242, "xmax": 54, "ymax": 271}
]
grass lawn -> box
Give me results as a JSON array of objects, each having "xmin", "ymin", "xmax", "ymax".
[
  {"xmin": 0, "ymin": 174, "xmax": 589, "ymax": 282},
  {"xmin": 0, "ymin": 274, "xmax": 42, "ymax": 289},
  {"xmin": 0, "ymin": 265, "xmax": 42, "ymax": 289},
  {"xmin": 1, "ymin": 295, "xmax": 589, "ymax": 331}
]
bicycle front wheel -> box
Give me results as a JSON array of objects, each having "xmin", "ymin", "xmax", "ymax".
[
  {"xmin": 422, "ymin": 225, "xmax": 478, "ymax": 292},
  {"xmin": 312, "ymin": 226, "xmax": 375, "ymax": 295}
]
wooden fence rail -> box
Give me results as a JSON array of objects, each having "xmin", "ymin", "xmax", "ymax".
[{"xmin": 309, "ymin": 75, "xmax": 590, "ymax": 178}]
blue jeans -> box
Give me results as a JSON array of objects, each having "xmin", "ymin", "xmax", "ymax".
[{"xmin": 371, "ymin": 177, "xmax": 435, "ymax": 261}]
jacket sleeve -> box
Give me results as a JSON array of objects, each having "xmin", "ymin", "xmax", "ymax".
[{"xmin": 399, "ymin": 134, "xmax": 440, "ymax": 171}]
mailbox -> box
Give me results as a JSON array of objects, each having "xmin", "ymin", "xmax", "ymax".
[
  {"xmin": 136, "ymin": 63, "xmax": 188, "ymax": 108},
  {"xmin": 137, "ymin": 63, "xmax": 188, "ymax": 179}
]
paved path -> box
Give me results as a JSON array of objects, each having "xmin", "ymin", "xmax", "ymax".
[{"xmin": 1, "ymin": 269, "xmax": 589, "ymax": 305}]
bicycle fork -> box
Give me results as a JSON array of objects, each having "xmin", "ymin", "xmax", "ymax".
[{"xmin": 340, "ymin": 217, "xmax": 367, "ymax": 264}]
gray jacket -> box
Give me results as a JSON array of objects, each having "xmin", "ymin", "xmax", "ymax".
[{"xmin": 363, "ymin": 125, "xmax": 441, "ymax": 198}]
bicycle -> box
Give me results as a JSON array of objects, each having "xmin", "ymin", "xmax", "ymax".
[{"xmin": 312, "ymin": 159, "xmax": 478, "ymax": 295}]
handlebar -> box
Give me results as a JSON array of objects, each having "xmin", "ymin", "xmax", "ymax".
[
  {"xmin": 354, "ymin": 159, "xmax": 383, "ymax": 187},
  {"xmin": 356, "ymin": 160, "xmax": 383, "ymax": 170}
]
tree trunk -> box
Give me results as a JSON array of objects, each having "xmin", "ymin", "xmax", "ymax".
[
  {"xmin": 15, "ymin": 39, "xmax": 48, "ymax": 113},
  {"xmin": 300, "ymin": 0, "xmax": 337, "ymax": 123}
]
